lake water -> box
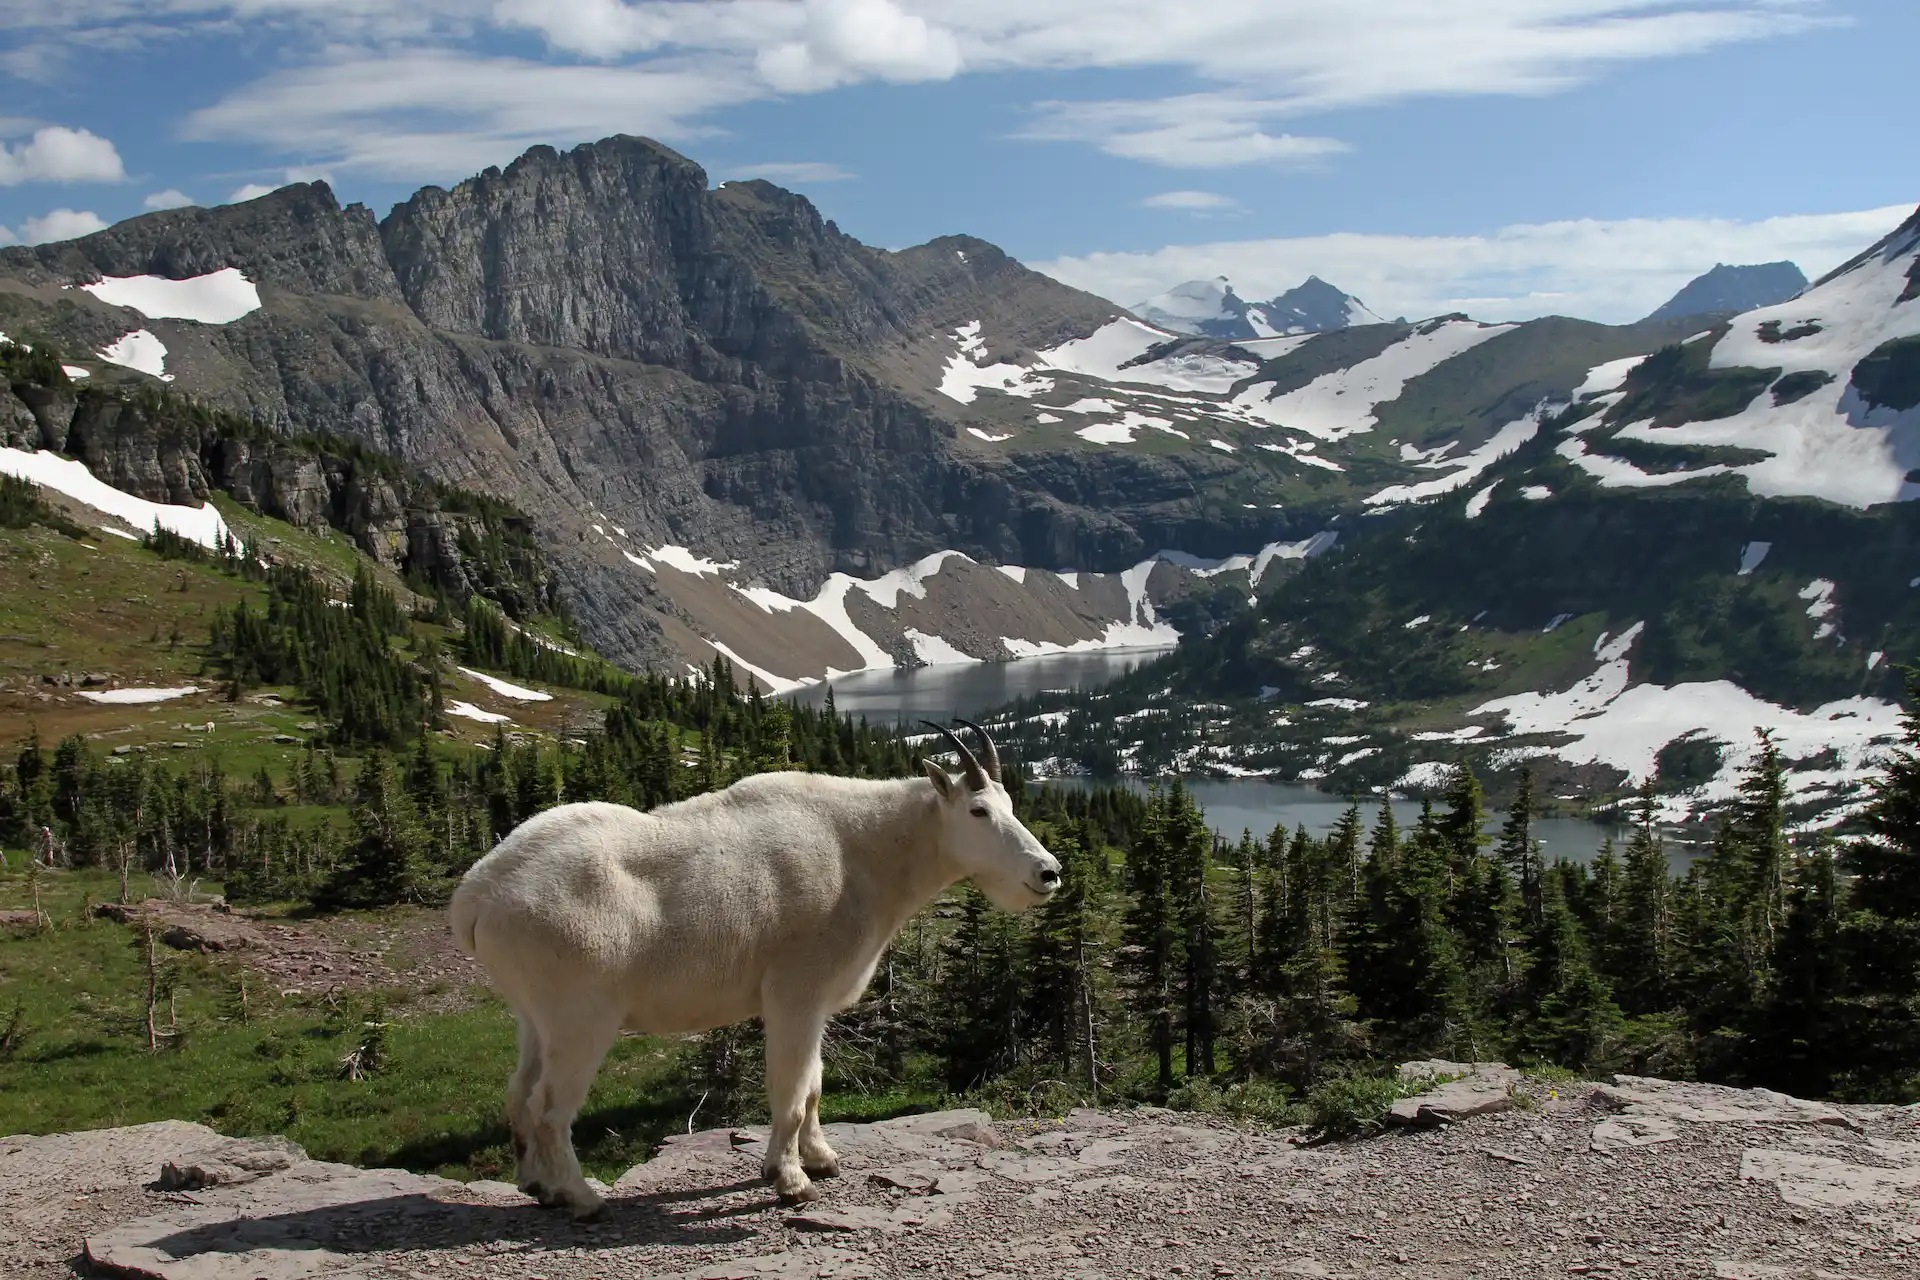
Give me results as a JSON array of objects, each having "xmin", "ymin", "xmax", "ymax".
[
  {"xmin": 795, "ymin": 650, "xmax": 1636, "ymax": 865},
  {"xmin": 793, "ymin": 647, "xmax": 1173, "ymax": 723}
]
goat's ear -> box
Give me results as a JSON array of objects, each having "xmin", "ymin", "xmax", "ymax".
[{"xmin": 921, "ymin": 758, "xmax": 955, "ymax": 799}]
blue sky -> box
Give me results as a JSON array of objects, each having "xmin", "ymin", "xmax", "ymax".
[{"xmin": 1, "ymin": 1, "xmax": 1913, "ymax": 323}]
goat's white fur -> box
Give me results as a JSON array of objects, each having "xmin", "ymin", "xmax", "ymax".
[{"xmin": 449, "ymin": 761, "xmax": 1060, "ymax": 1218}]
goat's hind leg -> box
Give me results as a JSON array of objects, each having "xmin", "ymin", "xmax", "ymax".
[
  {"xmin": 524, "ymin": 1004, "xmax": 622, "ymax": 1221},
  {"xmin": 506, "ymin": 1015, "xmax": 549, "ymax": 1202}
]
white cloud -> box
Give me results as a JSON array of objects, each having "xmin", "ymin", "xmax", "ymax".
[
  {"xmin": 10, "ymin": 208, "xmax": 110, "ymax": 244},
  {"xmin": 1143, "ymin": 190, "xmax": 1240, "ymax": 212},
  {"xmin": 1025, "ymin": 94, "xmax": 1348, "ymax": 168},
  {"xmin": 1035, "ymin": 204, "xmax": 1916, "ymax": 326},
  {"xmin": 756, "ymin": 0, "xmax": 962, "ymax": 92},
  {"xmin": 227, "ymin": 182, "xmax": 284, "ymax": 203},
  {"xmin": 184, "ymin": 52, "xmax": 763, "ymax": 178},
  {"xmin": 34, "ymin": 2, "xmax": 1826, "ymax": 179},
  {"xmin": 0, "ymin": 125, "xmax": 125, "ymax": 185},
  {"xmin": 143, "ymin": 188, "xmax": 195, "ymax": 210},
  {"xmin": 725, "ymin": 161, "xmax": 855, "ymax": 184}
]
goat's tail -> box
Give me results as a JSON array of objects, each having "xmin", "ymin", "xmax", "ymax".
[{"xmin": 448, "ymin": 879, "xmax": 483, "ymax": 958}]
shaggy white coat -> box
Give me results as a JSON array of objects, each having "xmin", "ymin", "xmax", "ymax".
[{"xmin": 450, "ymin": 763, "xmax": 1059, "ymax": 1217}]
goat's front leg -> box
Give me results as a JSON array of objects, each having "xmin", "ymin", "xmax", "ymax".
[
  {"xmin": 799, "ymin": 1057, "xmax": 839, "ymax": 1179},
  {"xmin": 761, "ymin": 1002, "xmax": 829, "ymax": 1204}
]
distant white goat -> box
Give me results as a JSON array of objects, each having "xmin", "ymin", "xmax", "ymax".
[{"xmin": 450, "ymin": 720, "xmax": 1060, "ymax": 1219}]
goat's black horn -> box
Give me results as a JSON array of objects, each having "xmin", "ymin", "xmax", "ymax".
[
  {"xmin": 920, "ymin": 719, "xmax": 987, "ymax": 789},
  {"xmin": 952, "ymin": 717, "xmax": 1002, "ymax": 782}
]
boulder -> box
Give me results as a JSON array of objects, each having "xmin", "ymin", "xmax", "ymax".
[{"xmin": 1388, "ymin": 1061, "xmax": 1521, "ymax": 1128}]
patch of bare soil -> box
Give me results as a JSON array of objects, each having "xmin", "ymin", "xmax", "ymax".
[
  {"xmin": 10, "ymin": 1069, "xmax": 1918, "ymax": 1280},
  {"xmin": 93, "ymin": 900, "xmax": 488, "ymax": 1010}
]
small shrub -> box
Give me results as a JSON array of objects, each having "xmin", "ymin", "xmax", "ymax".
[{"xmin": 1304, "ymin": 1069, "xmax": 1412, "ymax": 1140}]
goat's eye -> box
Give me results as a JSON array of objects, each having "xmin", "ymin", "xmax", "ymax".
[{"xmin": 968, "ymin": 806, "xmax": 988, "ymax": 818}]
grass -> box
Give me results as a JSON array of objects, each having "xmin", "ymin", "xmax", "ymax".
[{"xmin": 0, "ymin": 866, "xmax": 948, "ymax": 1183}]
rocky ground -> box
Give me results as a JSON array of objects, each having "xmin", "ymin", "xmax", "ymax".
[{"xmin": 3, "ymin": 1066, "xmax": 1916, "ymax": 1280}]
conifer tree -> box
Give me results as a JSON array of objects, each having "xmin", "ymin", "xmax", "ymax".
[
  {"xmin": 1118, "ymin": 788, "xmax": 1179, "ymax": 1091},
  {"xmin": 936, "ymin": 884, "xmax": 1024, "ymax": 1089},
  {"xmin": 1612, "ymin": 784, "xmax": 1675, "ymax": 1015},
  {"xmin": 1839, "ymin": 673, "xmax": 1920, "ymax": 1099}
]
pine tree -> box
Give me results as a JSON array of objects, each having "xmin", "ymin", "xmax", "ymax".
[
  {"xmin": 1762, "ymin": 843, "xmax": 1844, "ymax": 1097},
  {"xmin": 1025, "ymin": 824, "xmax": 1104, "ymax": 1092},
  {"xmin": 1512, "ymin": 865, "xmax": 1623, "ymax": 1071},
  {"xmin": 324, "ymin": 750, "xmax": 431, "ymax": 907},
  {"xmin": 1118, "ymin": 788, "xmax": 1180, "ymax": 1091},
  {"xmin": 1838, "ymin": 672, "xmax": 1920, "ymax": 1100},
  {"xmin": 1612, "ymin": 784, "xmax": 1675, "ymax": 1015},
  {"xmin": 935, "ymin": 884, "xmax": 1024, "ymax": 1090}
]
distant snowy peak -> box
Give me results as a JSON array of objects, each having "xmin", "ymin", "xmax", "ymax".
[
  {"xmin": 1131, "ymin": 277, "xmax": 1265, "ymax": 341},
  {"xmin": 1130, "ymin": 274, "xmax": 1385, "ymax": 342},
  {"xmin": 1257, "ymin": 276, "xmax": 1387, "ymax": 334},
  {"xmin": 1644, "ymin": 261, "xmax": 1808, "ymax": 322}
]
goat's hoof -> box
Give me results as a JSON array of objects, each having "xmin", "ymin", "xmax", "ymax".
[
  {"xmin": 802, "ymin": 1157, "xmax": 840, "ymax": 1179},
  {"xmin": 570, "ymin": 1194, "xmax": 608, "ymax": 1223},
  {"xmin": 777, "ymin": 1181, "xmax": 822, "ymax": 1206},
  {"xmin": 519, "ymin": 1180, "xmax": 548, "ymax": 1202}
]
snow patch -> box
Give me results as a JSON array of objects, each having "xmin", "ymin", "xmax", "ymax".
[
  {"xmin": 996, "ymin": 565, "xmax": 1027, "ymax": 584},
  {"xmin": 1465, "ymin": 481, "xmax": 1499, "ymax": 519},
  {"xmin": 1520, "ymin": 485, "xmax": 1552, "ymax": 501},
  {"xmin": 457, "ymin": 667, "xmax": 553, "ymax": 703},
  {"xmin": 967, "ymin": 428, "xmax": 1014, "ymax": 442},
  {"xmin": 98, "ymin": 329, "xmax": 173, "ymax": 381},
  {"xmin": 904, "ymin": 628, "xmax": 979, "ymax": 666},
  {"xmin": 0, "ymin": 448, "xmax": 231, "ymax": 547},
  {"xmin": 446, "ymin": 701, "xmax": 512, "ymax": 724},
  {"xmin": 1366, "ymin": 410, "xmax": 1541, "ymax": 506},
  {"xmin": 62, "ymin": 365, "xmax": 90, "ymax": 379},
  {"xmin": 646, "ymin": 544, "xmax": 739, "ymax": 578},
  {"xmin": 1235, "ymin": 319, "xmax": 1514, "ymax": 442},
  {"xmin": 75, "ymin": 268, "xmax": 262, "ymax": 324},
  {"xmin": 76, "ymin": 686, "xmax": 200, "ymax": 705}
]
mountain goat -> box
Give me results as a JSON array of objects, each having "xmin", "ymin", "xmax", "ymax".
[{"xmin": 449, "ymin": 719, "xmax": 1060, "ymax": 1219}]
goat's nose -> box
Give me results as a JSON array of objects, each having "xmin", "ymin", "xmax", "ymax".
[{"xmin": 1039, "ymin": 866, "xmax": 1061, "ymax": 888}]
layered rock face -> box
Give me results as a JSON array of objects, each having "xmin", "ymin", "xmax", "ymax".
[{"xmin": 0, "ymin": 137, "xmax": 1245, "ymax": 670}]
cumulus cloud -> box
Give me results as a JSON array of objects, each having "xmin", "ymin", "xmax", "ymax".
[
  {"xmin": 1143, "ymin": 190, "xmax": 1240, "ymax": 212},
  {"xmin": 1035, "ymin": 205, "xmax": 1916, "ymax": 326},
  {"xmin": 5, "ymin": 208, "xmax": 110, "ymax": 244},
  {"xmin": 227, "ymin": 182, "xmax": 285, "ymax": 203},
  {"xmin": 143, "ymin": 188, "xmax": 195, "ymax": 210},
  {"xmin": 725, "ymin": 161, "xmax": 855, "ymax": 184},
  {"xmin": 0, "ymin": 125, "xmax": 125, "ymax": 185},
  {"xmin": 756, "ymin": 0, "xmax": 962, "ymax": 92}
]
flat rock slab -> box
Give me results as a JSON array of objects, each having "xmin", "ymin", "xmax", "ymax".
[
  {"xmin": 83, "ymin": 1161, "xmax": 472, "ymax": 1279},
  {"xmin": 675, "ymin": 1248, "xmax": 876, "ymax": 1279},
  {"xmin": 1740, "ymin": 1143, "xmax": 1920, "ymax": 1211},
  {"xmin": 1603, "ymin": 1075, "xmax": 1860, "ymax": 1127},
  {"xmin": 1591, "ymin": 1114, "xmax": 1681, "ymax": 1151},
  {"xmin": 1389, "ymin": 1062, "xmax": 1521, "ymax": 1127}
]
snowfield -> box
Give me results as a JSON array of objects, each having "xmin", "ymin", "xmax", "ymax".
[
  {"xmin": 76, "ymin": 686, "xmax": 200, "ymax": 705},
  {"xmin": 1233, "ymin": 319, "xmax": 1514, "ymax": 442},
  {"xmin": 1574, "ymin": 213, "xmax": 1920, "ymax": 508},
  {"xmin": 1471, "ymin": 621, "xmax": 1900, "ymax": 827},
  {"xmin": 0, "ymin": 448, "xmax": 231, "ymax": 548},
  {"xmin": 457, "ymin": 668, "xmax": 553, "ymax": 702},
  {"xmin": 98, "ymin": 330, "xmax": 172, "ymax": 381},
  {"xmin": 74, "ymin": 268, "xmax": 262, "ymax": 324}
]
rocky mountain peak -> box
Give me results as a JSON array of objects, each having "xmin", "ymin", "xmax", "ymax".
[{"xmin": 1643, "ymin": 259, "xmax": 1809, "ymax": 322}]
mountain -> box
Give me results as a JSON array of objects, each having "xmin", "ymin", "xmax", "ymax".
[
  {"xmin": 1644, "ymin": 260, "xmax": 1809, "ymax": 322},
  {"xmin": 1130, "ymin": 275, "xmax": 1384, "ymax": 340},
  {"xmin": 1259, "ymin": 274, "xmax": 1389, "ymax": 332},
  {"xmin": 1010, "ymin": 205, "xmax": 1920, "ymax": 828},
  {"xmin": 1129, "ymin": 277, "xmax": 1262, "ymax": 340},
  {"xmin": 1, "ymin": 131, "xmax": 1910, "ymax": 750}
]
